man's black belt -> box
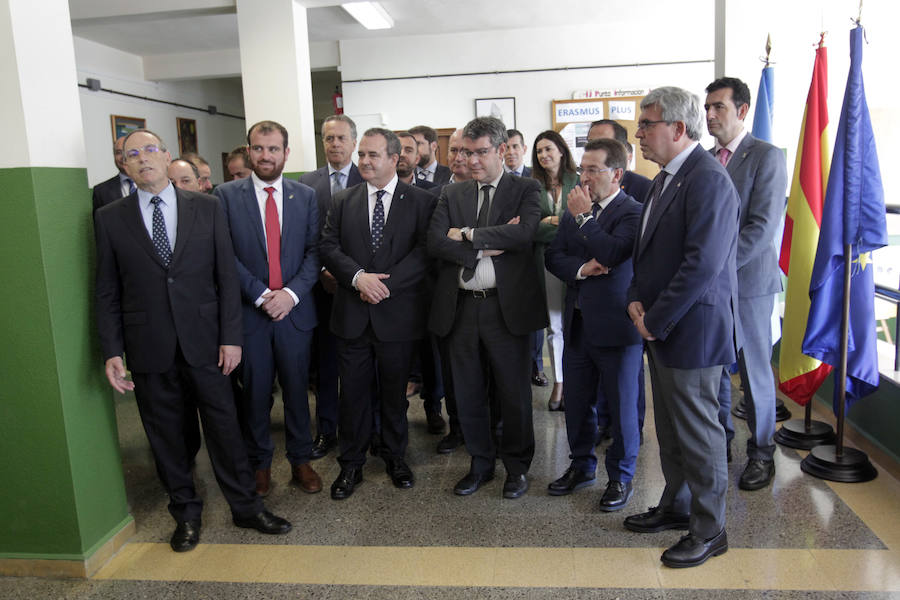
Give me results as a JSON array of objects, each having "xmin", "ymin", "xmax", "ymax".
[{"xmin": 458, "ymin": 288, "xmax": 498, "ymax": 298}]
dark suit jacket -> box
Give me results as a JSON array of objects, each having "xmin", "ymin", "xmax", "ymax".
[
  {"xmin": 92, "ymin": 174, "xmax": 126, "ymax": 213},
  {"xmin": 299, "ymin": 164, "xmax": 364, "ymax": 235},
  {"xmin": 427, "ymin": 173, "xmax": 548, "ymax": 337},
  {"xmin": 319, "ymin": 180, "xmax": 434, "ymax": 342},
  {"xmin": 712, "ymin": 134, "xmax": 787, "ymax": 299},
  {"xmin": 621, "ymin": 170, "xmax": 653, "ymax": 203},
  {"xmin": 432, "ymin": 164, "xmax": 452, "ymax": 186},
  {"xmin": 94, "ymin": 188, "xmax": 242, "ymax": 373},
  {"xmin": 545, "ymin": 190, "xmax": 642, "ymax": 347},
  {"xmin": 214, "ymin": 177, "xmax": 320, "ymax": 334},
  {"xmin": 627, "ymin": 145, "xmax": 740, "ymax": 369}
]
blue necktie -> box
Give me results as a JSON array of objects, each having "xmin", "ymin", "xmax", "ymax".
[
  {"xmin": 331, "ymin": 171, "xmax": 343, "ymax": 196},
  {"xmin": 150, "ymin": 196, "xmax": 172, "ymax": 266},
  {"xmin": 126, "ymin": 178, "xmax": 136, "ymax": 194},
  {"xmin": 371, "ymin": 190, "xmax": 386, "ymax": 252}
]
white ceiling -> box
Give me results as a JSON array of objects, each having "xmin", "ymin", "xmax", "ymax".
[{"xmin": 69, "ymin": 0, "xmax": 633, "ymax": 58}]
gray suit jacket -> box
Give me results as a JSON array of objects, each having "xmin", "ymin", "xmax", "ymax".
[{"xmin": 714, "ymin": 133, "xmax": 787, "ymax": 299}]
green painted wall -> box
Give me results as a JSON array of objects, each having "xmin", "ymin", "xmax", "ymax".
[{"xmin": 0, "ymin": 167, "xmax": 131, "ymax": 560}]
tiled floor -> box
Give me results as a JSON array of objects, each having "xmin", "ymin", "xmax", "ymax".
[{"xmin": 2, "ymin": 372, "xmax": 900, "ymax": 599}]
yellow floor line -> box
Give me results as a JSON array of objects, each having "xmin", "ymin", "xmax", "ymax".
[{"xmin": 92, "ymin": 542, "xmax": 900, "ymax": 591}]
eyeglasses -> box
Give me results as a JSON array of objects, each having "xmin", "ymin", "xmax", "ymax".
[
  {"xmin": 636, "ymin": 119, "xmax": 669, "ymax": 131},
  {"xmin": 124, "ymin": 144, "xmax": 163, "ymax": 160},
  {"xmin": 576, "ymin": 166, "xmax": 613, "ymax": 177},
  {"xmin": 460, "ymin": 147, "xmax": 495, "ymax": 158}
]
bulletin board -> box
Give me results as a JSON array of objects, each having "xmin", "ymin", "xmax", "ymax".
[{"xmin": 550, "ymin": 96, "xmax": 658, "ymax": 179}]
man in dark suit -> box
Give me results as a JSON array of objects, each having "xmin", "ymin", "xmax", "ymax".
[
  {"xmin": 428, "ymin": 117, "xmax": 548, "ymax": 499},
  {"xmin": 504, "ymin": 129, "xmax": 533, "ymax": 178},
  {"xmin": 410, "ymin": 125, "xmax": 452, "ymax": 185},
  {"xmin": 545, "ymin": 138, "xmax": 643, "ymax": 511},
  {"xmin": 299, "ymin": 114, "xmax": 363, "ymax": 460},
  {"xmin": 623, "ymin": 87, "xmax": 739, "ymax": 568},
  {"xmin": 92, "ymin": 134, "xmax": 132, "ymax": 213},
  {"xmin": 215, "ymin": 120, "xmax": 322, "ymax": 497},
  {"xmin": 94, "ymin": 129, "xmax": 291, "ymax": 553},
  {"xmin": 319, "ymin": 128, "xmax": 434, "ymax": 500},
  {"xmin": 589, "ymin": 120, "xmax": 653, "ymax": 202},
  {"xmin": 705, "ymin": 77, "xmax": 787, "ymax": 491}
]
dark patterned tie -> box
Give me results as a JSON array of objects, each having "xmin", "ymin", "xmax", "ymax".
[
  {"xmin": 330, "ymin": 171, "xmax": 343, "ymax": 196},
  {"xmin": 640, "ymin": 172, "xmax": 667, "ymax": 239},
  {"xmin": 126, "ymin": 178, "xmax": 136, "ymax": 194},
  {"xmin": 371, "ymin": 189, "xmax": 386, "ymax": 252},
  {"xmin": 150, "ymin": 196, "xmax": 172, "ymax": 266},
  {"xmin": 591, "ymin": 202, "xmax": 601, "ymax": 219},
  {"xmin": 462, "ymin": 184, "xmax": 492, "ymax": 282}
]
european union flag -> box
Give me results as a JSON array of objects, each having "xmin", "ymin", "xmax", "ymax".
[
  {"xmin": 801, "ymin": 25, "xmax": 888, "ymax": 413},
  {"xmin": 752, "ymin": 65, "xmax": 774, "ymax": 143}
]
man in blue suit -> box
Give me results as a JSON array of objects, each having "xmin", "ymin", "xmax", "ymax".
[
  {"xmin": 545, "ymin": 138, "xmax": 643, "ymax": 511},
  {"xmin": 215, "ymin": 120, "xmax": 322, "ymax": 497},
  {"xmin": 624, "ymin": 87, "xmax": 739, "ymax": 569},
  {"xmin": 705, "ymin": 77, "xmax": 787, "ymax": 491},
  {"xmin": 299, "ymin": 115, "xmax": 364, "ymax": 460}
]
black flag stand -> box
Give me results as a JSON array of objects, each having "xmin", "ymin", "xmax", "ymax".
[{"xmin": 800, "ymin": 242, "xmax": 877, "ymax": 482}]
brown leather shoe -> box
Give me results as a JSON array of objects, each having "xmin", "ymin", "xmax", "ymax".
[
  {"xmin": 255, "ymin": 468, "xmax": 271, "ymax": 497},
  {"xmin": 291, "ymin": 462, "xmax": 323, "ymax": 494}
]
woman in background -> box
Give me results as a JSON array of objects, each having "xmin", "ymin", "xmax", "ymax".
[{"xmin": 530, "ymin": 130, "xmax": 578, "ymax": 411}]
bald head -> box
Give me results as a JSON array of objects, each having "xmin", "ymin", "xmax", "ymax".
[
  {"xmin": 168, "ymin": 159, "xmax": 201, "ymax": 192},
  {"xmin": 447, "ymin": 128, "xmax": 469, "ymax": 181}
]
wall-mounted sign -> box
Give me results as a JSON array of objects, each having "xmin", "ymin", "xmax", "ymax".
[
  {"xmin": 554, "ymin": 101, "xmax": 603, "ymax": 124},
  {"xmin": 573, "ymin": 88, "xmax": 651, "ymax": 99}
]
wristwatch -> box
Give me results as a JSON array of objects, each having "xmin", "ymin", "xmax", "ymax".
[
  {"xmin": 461, "ymin": 227, "xmax": 473, "ymax": 241},
  {"xmin": 575, "ymin": 212, "xmax": 592, "ymax": 227}
]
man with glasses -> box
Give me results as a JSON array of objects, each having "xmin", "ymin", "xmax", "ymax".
[
  {"xmin": 94, "ymin": 129, "xmax": 292, "ymax": 553},
  {"xmin": 428, "ymin": 117, "xmax": 547, "ymax": 499},
  {"xmin": 623, "ymin": 87, "xmax": 739, "ymax": 568},
  {"xmin": 215, "ymin": 121, "xmax": 323, "ymax": 498},
  {"xmin": 92, "ymin": 134, "xmax": 132, "ymax": 213},
  {"xmin": 544, "ymin": 138, "xmax": 643, "ymax": 511}
]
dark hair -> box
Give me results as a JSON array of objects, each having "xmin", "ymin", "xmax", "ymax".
[
  {"xmin": 588, "ymin": 119, "xmax": 629, "ymax": 146},
  {"xmin": 395, "ymin": 131, "xmax": 415, "ymax": 143},
  {"xmin": 705, "ymin": 77, "xmax": 752, "ymax": 110},
  {"xmin": 123, "ymin": 128, "xmax": 168, "ymax": 152},
  {"xmin": 408, "ymin": 125, "xmax": 437, "ymax": 144},
  {"xmin": 247, "ymin": 120, "xmax": 289, "ymax": 148},
  {"xmin": 363, "ymin": 127, "xmax": 402, "ymax": 157},
  {"xmin": 226, "ymin": 146, "xmax": 249, "ymax": 167},
  {"xmin": 322, "ymin": 114, "xmax": 357, "ymax": 140},
  {"xmin": 506, "ymin": 128, "xmax": 525, "ymax": 145},
  {"xmin": 583, "ymin": 138, "xmax": 627, "ymax": 171},
  {"xmin": 180, "ymin": 151, "xmax": 209, "ymax": 167},
  {"xmin": 530, "ymin": 130, "xmax": 576, "ymax": 190},
  {"xmin": 171, "ymin": 158, "xmax": 200, "ymax": 177},
  {"xmin": 462, "ymin": 117, "xmax": 508, "ymax": 148}
]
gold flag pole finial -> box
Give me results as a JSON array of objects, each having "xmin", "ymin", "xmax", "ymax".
[{"xmin": 764, "ymin": 34, "xmax": 772, "ymax": 66}]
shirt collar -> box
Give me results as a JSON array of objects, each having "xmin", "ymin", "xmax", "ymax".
[
  {"xmin": 663, "ymin": 141, "xmax": 700, "ymax": 177},
  {"xmin": 481, "ymin": 171, "xmax": 504, "ymax": 190},
  {"xmin": 251, "ymin": 171, "xmax": 282, "ymax": 194},
  {"xmin": 421, "ymin": 159, "xmax": 437, "ymax": 175},
  {"xmin": 328, "ymin": 162, "xmax": 352, "ymax": 178},
  {"xmin": 137, "ymin": 182, "xmax": 177, "ymax": 209},
  {"xmin": 366, "ymin": 174, "xmax": 399, "ymax": 197},
  {"xmin": 713, "ymin": 127, "xmax": 747, "ymax": 154},
  {"xmin": 596, "ymin": 189, "xmax": 619, "ymax": 211}
]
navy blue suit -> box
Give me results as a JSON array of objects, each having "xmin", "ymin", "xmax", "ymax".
[
  {"xmin": 621, "ymin": 170, "xmax": 653, "ymax": 203},
  {"xmin": 628, "ymin": 144, "xmax": 739, "ymax": 539},
  {"xmin": 546, "ymin": 191, "xmax": 643, "ymax": 482},
  {"xmin": 299, "ymin": 164, "xmax": 363, "ymax": 437},
  {"xmin": 215, "ymin": 176, "xmax": 320, "ymax": 469}
]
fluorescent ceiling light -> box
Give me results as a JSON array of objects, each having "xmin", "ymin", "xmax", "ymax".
[{"xmin": 342, "ymin": 2, "xmax": 394, "ymax": 30}]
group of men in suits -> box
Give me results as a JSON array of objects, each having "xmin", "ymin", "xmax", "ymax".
[{"xmin": 93, "ymin": 75, "xmax": 784, "ymax": 568}]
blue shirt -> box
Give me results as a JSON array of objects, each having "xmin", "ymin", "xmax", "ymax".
[{"xmin": 137, "ymin": 183, "xmax": 178, "ymax": 251}]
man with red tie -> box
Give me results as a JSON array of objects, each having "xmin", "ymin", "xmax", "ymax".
[{"xmin": 215, "ymin": 121, "xmax": 322, "ymax": 497}]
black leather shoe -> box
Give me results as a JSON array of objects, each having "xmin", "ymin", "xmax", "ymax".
[
  {"xmin": 547, "ymin": 467, "xmax": 595, "ymax": 496},
  {"xmin": 310, "ymin": 433, "xmax": 337, "ymax": 459},
  {"xmin": 739, "ymin": 459, "xmax": 775, "ymax": 491},
  {"xmin": 598, "ymin": 480, "xmax": 634, "ymax": 512},
  {"xmin": 426, "ymin": 411, "xmax": 446, "ymax": 435},
  {"xmin": 661, "ymin": 529, "xmax": 728, "ymax": 568},
  {"xmin": 170, "ymin": 520, "xmax": 200, "ymax": 552},
  {"xmin": 330, "ymin": 467, "xmax": 363, "ymax": 500},
  {"xmin": 453, "ymin": 471, "xmax": 493, "ymax": 496},
  {"xmin": 503, "ymin": 473, "xmax": 529, "ymax": 499},
  {"xmin": 386, "ymin": 459, "xmax": 414, "ymax": 489},
  {"xmin": 624, "ymin": 506, "xmax": 690, "ymax": 533},
  {"xmin": 232, "ymin": 510, "xmax": 292, "ymax": 535},
  {"xmin": 531, "ymin": 371, "xmax": 549, "ymax": 387},
  {"xmin": 436, "ymin": 431, "xmax": 464, "ymax": 454}
]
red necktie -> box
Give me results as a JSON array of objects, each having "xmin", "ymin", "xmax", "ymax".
[
  {"xmin": 717, "ymin": 147, "xmax": 731, "ymax": 167},
  {"xmin": 264, "ymin": 186, "xmax": 282, "ymax": 290}
]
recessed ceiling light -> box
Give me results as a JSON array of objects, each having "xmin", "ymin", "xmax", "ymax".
[{"xmin": 342, "ymin": 2, "xmax": 394, "ymax": 30}]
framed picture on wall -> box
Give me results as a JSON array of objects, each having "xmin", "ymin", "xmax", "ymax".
[
  {"xmin": 177, "ymin": 118, "xmax": 198, "ymax": 155},
  {"xmin": 475, "ymin": 97, "xmax": 516, "ymax": 129},
  {"xmin": 110, "ymin": 115, "xmax": 145, "ymax": 141}
]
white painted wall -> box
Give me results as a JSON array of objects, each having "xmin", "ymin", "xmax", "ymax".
[{"xmin": 74, "ymin": 36, "xmax": 247, "ymax": 186}]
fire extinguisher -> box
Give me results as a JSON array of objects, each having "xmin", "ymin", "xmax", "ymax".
[{"xmin": 332, "ymin": 86, "xmax": 343, "ymax": 114}]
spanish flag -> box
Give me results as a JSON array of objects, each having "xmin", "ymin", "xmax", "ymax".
[{"xmin": 778, "ymin": 37, "xmax": 833, "ymax": 405}]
